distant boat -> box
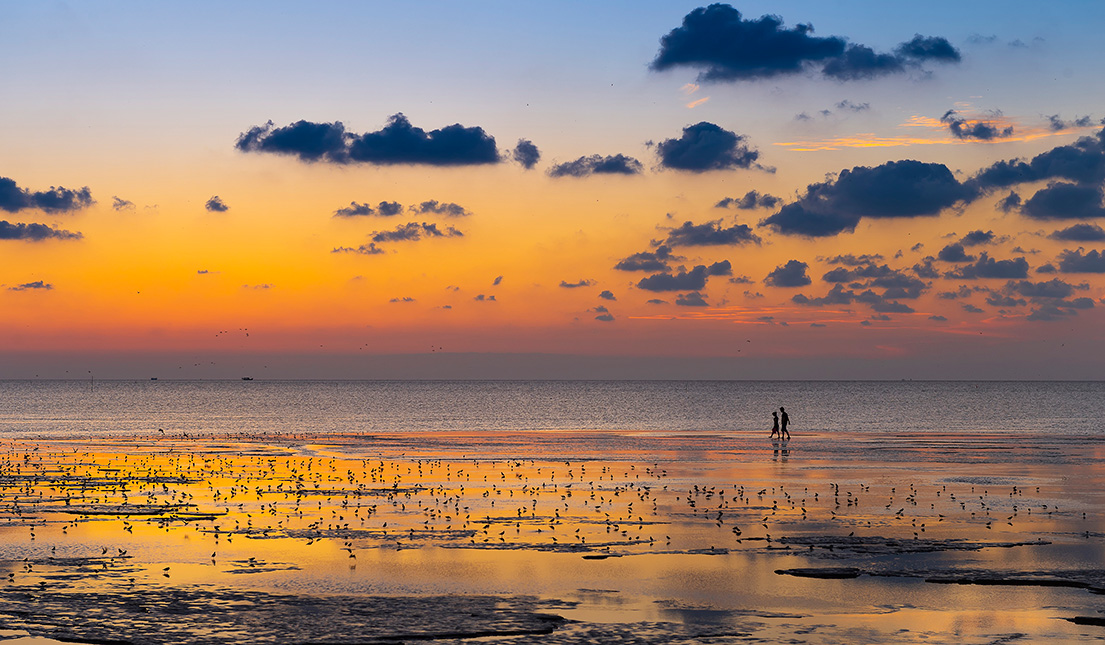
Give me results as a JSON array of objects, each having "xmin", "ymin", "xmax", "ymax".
[{"xmin": 241, "ymin": 377, "xmax": 254, "ymax": 381}]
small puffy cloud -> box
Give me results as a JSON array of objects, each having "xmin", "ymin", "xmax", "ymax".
[
  {"xmin": 594, "ymin": 313, "xmax": 615, "ymax": 322},
  {"xmin": 473, "ymin": 294, "xmax": 497, "ymax": 301},
  {"xmin": 707, "ymin": 260, "xmax": 732, "ymax": 276},
  {"xmin": 940, "ymin": 110, "xmax": 1014, "ymax": 140},
  {"xmin": 333, "ymin": 202, "xmax": 377, "ymax": 217},
  {"xmin": 559, "ymin": 279, "xmax": 593, "ymax": 289},
  {"xmin": 0, "ymin": 221, "xmax": 82, "ymax": 241},
  {"xmin": 331, "ymin": 243, "xmax": 384, "ymax": 255},
  {"xmin": 371, "ymin": 222, "xmax": 462, "ymax": 243},
  {"xmin": 614, "ymin": 245, "xmax": 678, "ymax": 272},
  {"xmin": 378, "ymin": 201, "xmax": 403, "ymax": 217},
  {"xmin": 1021, "ymin": 183, "xmax": 1105, "ymax": 220},
  {"xmin": 205, "ymin": 196, "xmax": 229, "ymax": 212},
  {"xmin": 493, "ymin": 275, "xmax": 504, "ymax": 286},
  {"xmin": 0, "ymin": 177, "xmax": 94, "ymax": 214},
  {"xmin": 410, "ymin": 200, "xmax": 471, "ymax": 217},
  {"xmin": 389, "ymin": 297, "xmax": 416, "ymax": 303},
  {"xmin": 764, "ymin": 260, "xmax": 811, "ymax": 287},
  {"xmin": 646, "ymin": 298, "xmax": 668, "ymax": 305},
  {"xmin": 661, "ymin": 219, "xmax": 760, "ymax": 246},
  {"xmin": 512, "ymin": 139, "xmax": 540, "ymax": 169},
  {"xmin": 762, "ymin": 160, "xmax": 974, "ymax": 237},
  {"xmin": 825, "ymin": 253, "xmax": 884, "ymax": 266},
  {"xmin": 715, "ymin": 190, "xmax": 780, "ymax": 210},
  {"xmin": 929, "ymin": 315, "xmax": 948, "ymax": 321},
  {"xmin": 1046, "ymin": 115, "xmax": 1094, "ymax": 131},
  {"xmin": 548, "ymin": 154, "xmax": 642, "ymax": 178},
  {"xmin": 237, "ymin": 114, "xmax": 501, "ymax": 166},
  {"xmin": 944, "ymin": 252, "xmax": 1030, "ymax": 279},
  {"xmin": 960, "ymin": 230, "xmax": 999, "ymax": 246},
  {"xmin": 111, "ymin": 196, "xmax": 135, "ymax": 211},
  {"xmin": 962, "ymin": 303, "xmax": 984, "ymax": 313},
  {"xmin": 836, "ymin": 99, "xmax": 870, "ymax": 112},
  {"xmin": 729, "ymin": 275, "xmax": 753, "ymax": 284},
  {"xmin": 1050, "ymin": 223, "xmax": 1105, "ymax": 242},
  {"xmin": 8, "ymin": 280, "xmax": 53, "ymax": 291},
  {"xmin": 196, "ymin": 269, "xmax": 220, "ymax": 275},
  {"xmin": 1057, "ymin": 248, "xmax": 1105, "ymax": 273},
  {"xmin": 598, "ymin": 290, "xmax": 616, "ymax": 301},
  {"xmin": 636, "ymin": 265, "xmax": 710, "ymax": 292},
  {"xmin": 675, "ymin": 291, "xmax": 709, "ymax": 307},
  {"xmin": 656, "ymin": 122, "xmax": 763, "ymax": 172},
  {"xmin": 937, "ymin": 243, "xmax": 975, "ymax": 262},
  {"xmin": 997, "ymin": 191, "xmax": 1022, "ymax": 213}
]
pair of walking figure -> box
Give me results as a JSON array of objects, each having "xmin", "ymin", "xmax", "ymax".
[{"xmin": 770, "ymin": 407, "xmax": 790, "ymax": 440}]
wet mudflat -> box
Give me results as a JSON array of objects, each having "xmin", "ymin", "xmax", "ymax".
[{"xmin": 1, "ymin": 430, "xmax": 1104, "ymax": 643}]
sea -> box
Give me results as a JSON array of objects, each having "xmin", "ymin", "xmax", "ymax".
[{"xmin": 1, "ymin": 379, "xmax": 1102, "ymax": 439}]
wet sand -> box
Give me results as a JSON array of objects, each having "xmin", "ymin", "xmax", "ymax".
[{"xmin": 1, "ymin": 429, "xmax": 1104, "ymax": 643}]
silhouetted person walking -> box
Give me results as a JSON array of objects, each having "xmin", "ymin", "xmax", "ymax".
[
  {"xmin": 780, "ymin": 407, "xmax": 790, "ymax": 440},
  {"xmin": 770, "ymin": 411, "xmax": 779, "ymax": 439}
]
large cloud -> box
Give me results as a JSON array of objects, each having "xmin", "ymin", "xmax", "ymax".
[
  {"xmin": 969, "ymin": 127, "xmax": 1105, "ymax": 191},
  {"xmin": 636, "ymin": 265, "xmax": 711, "ymax": 291},
  {"xmin": 661, "ymin": 219, "xmax": 760, "ymax": 246},
  {"xmin": 1050, "ymin": 223, "xmax": 1105, "ymax": 241},
  {"xmin": 1020, "ymin": 183, "xmax": 1105, "ymax": 220},
  {"xmin": 656, "ymin": 122, "xmax": 762, "ymax": 171},
  {"xmin": 0, "ymin": 221, "xmax": 82, "ymax": 241},
  {"xmin": 237, "ymin": 114, "xmax": 501, "ymax": 166},
  {"xmin": 547, "ymin": 154, "xmax": 642, "ymax": 178},
  {"xmin": 1057, "ymin": 248, "xmax": 1105, "ymax": 273},
  {"xmin": 371, "ymin": 222, "xmax": 463, "ymax": 243},
  {"xmin": 0, "ymin": 177, "xmax": 93, "ymax": 214},
  {"xmin": 761, "ymin": 160, "xmax": 975, "ymax": 236},
  {"xmin": 650, "ymin": 4, "xmax": 959, "ymax": 82}
]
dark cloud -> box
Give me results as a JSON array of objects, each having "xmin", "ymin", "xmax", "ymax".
[
  {"xmin": 598, "ymin": 290, "xmax": 616, "ymax": 301},
  {"xmin": 1036, "ymin": 263, "xmax": 1057, "ymax": 274},
  {"xmin": 822, "ymin": 44, "xmax": 903, "ymax": 80},
  {"xmin": 729, "ymin": 275, "xmax": 753, "ymax": 284},
  {"xmin": 331, "ymin": 243, "xmax": 384, "ymax": 255},
  {"xmin": 646, "ymin": 298, "xmax": 668, "ymax": 305},
  {"xmin": 792, "ymin": 283, "xmax": 857, "ymax": 306},
  {"xmin": 473, "ymin": 294, "xmax": 497, "ymax": 302},
  {"xmin": 235, "ymin": 120, "xmax": 349, "ymax": 163},
  {"xmin": 614, "ymin": 245, "xmax": 678, "ymax": 272},
  {"xmin": 559, "ymin": 279, "xmax": 593, "ymax": 289},
  {"xmin": 762, "ymin": 160, "xmax": 974, "ymax": 236},
  {"xmin": 962, "ymin": 303, "xmax": 984, "ymax": 313},
  {"xmin": 594, "ymin": 313, "xmax": 615, "ymax": 322},
  {"xmin": 0, "ymin": 177, "xmax": 94, "ymax": 214},
  {"xmin": 940, "ymin": 110, "xmax": 1013, "ymax": 140},
  {"xmin": 1057, "ymin": 248, "xmax": 1105, "ymax": 273},
  {"xmin": 547, "ymin": 154, "xmax": 642, "ymax": 178},
  {"xmin": 912, "ymin": 257, "xmax": 939, "ymax": 279},
  {"xmin": 986, "ymin": 293, "xmax": 1026, "ymax": 308},
  {"xmin": 661, "ymin": 219, "xmax": 760, "ymax": 246},
  {"xmin": 333, "ymin": 202, "xmax": 378, "ymax": 217},
  {"xmin": 650, "ymin": 5, "xmax": 959, "ymax": 83},
  {"xmin": 1046, "ymin": 115, "xmax": 1093, "ymax": 131},
  {"xmin": 9, "ymin": 280, "xmax": 53, "ymax": 291},
  {"xmin": 238, "ymin": 114, "xmax": 501, "ymax": 166},
  {"xmin": 944, "ymin": 252, "xmax": 1030, "ymax": 279},
  {"xmin": 715, "ymin": 190, "xmax": 780, "ymax": 210},
  {"xmin": 493, "ymin": 275, "xmax": 504, "ymax": 286},
  {"xmin": 656, "ymin": 122, "xmax": 763, "ymax": 172},
  {"xmin": 205, "ymin": 196, "xmax": 229, "ymax": 212},
  {"xmin": 512, "ymin": 139, "xmax": 541, "ymax": 170},
  {"xmin": 929, "ymin": 315, "xmax": 948, "ymax": 321},
  {"xmin": 389, "ymin": 297, "xmax": 416, "ymax": 303},
  {"xmin": 937, "ymin": 286, "xmax": 976, "ymax": 299},
  {"xmin": 825, "ymin": 253, "xmax": 884, "ymax": 266},
  {"xmin": 377, "ymin": 201, "xmax": 403, "ymax": 217},
  {"xmin": 1050, "ymin": 223, "xmax": 1105, "ymax": 242},
  {"xmin": 937, "ymin": 243, "xmax": 975, "ymax": 263},
  {"xmin": 675, "ymin": 291, "xmax": 710, "ymax": 307},
  {"xmin": 707, "ymin": 260, "xmax": 732, "ymax": 276},
  {"xmin": 409, "ymin": 200, "xmax": 472, "ymax": 217},
  {"xmin": 1006, "ymin": 278, "xmax": 1081, "ymax": 300},
  {"xmin": 960, "ymin": 230, "xmax": 998, "ymax": 246},
  {"xmin": 371, "ymin": 222, "xmax": 462, "ymax": 243},
  {"xmin": 1021, "ymin": 183, "xmax": 1105, "ymax": 220},
  {"xmin": 0, "ymin": 221, "xmax": 82, "ymax": 241},
  {"xmin": 636, "ymin": 265, "xmax": 710, "ymax": 292},
  {"xmin": 836, "ymin": 99, "xmax": 870, "ymax": 112},
  {"xmin": 764, "ymin": 260, "xmax": 810, "ymax": 287},
  {"xmin": 111, "ymin": 196, "xmax": 135, "ymax": 211},
  {"xmin": 997, "ymin": 191, "xmax": 1022, "ymax": 213},
  {"xmin": 650, "ymin": 4, "xmax": 846, "ymax": 81},
  {"xmin": 969, "ymin": 128, "xmax": 1105, "ymax": 192}
]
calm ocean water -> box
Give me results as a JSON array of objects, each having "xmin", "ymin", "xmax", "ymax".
[{"xmin": 0, "ymin": 380, "xmax": 1102, "ymax": 438}]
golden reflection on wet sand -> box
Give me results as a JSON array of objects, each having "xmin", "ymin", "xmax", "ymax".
[{"xmin": 1, "ymin": 430, "xmax": 1103, "ymax": 643}]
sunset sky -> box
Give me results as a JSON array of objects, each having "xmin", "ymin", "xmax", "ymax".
[{"xmin": 3, "ymin": 1, "xmax": 1104, "ymax": 379}]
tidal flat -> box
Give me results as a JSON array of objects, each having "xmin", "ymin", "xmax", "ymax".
[{"xmin": 1, "ymin": 429, "xmax": 1103, "ymax": 643}]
